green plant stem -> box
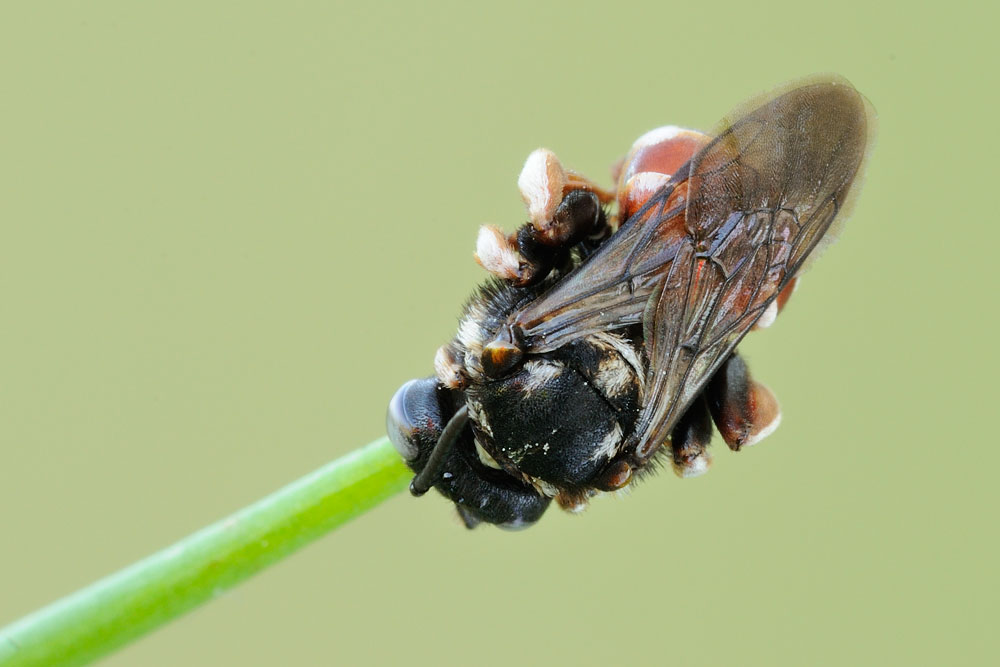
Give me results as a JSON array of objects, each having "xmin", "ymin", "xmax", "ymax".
[{"xmin": 0, "ymin": 437, "xmax": 410, "ymax": 667}]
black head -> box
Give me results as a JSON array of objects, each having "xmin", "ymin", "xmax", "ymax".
[{"xmin": 387, "ymin": 377, "xmax": 551, "ymax": 529}]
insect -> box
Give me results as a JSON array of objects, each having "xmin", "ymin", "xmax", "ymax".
[{"xmin": 387, "ymin": 77, "xmax": 873, "ymax": 529}]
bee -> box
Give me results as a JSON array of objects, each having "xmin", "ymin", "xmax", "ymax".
[{"xmin": 387, "ymin": 76, "xmax": 873, "ymax": 529}]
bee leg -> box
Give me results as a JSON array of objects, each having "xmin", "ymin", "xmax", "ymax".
[
  {"xmin": 705, "ymin": 353, "xmax": 781, "ymax": 451},
  {"xmin": 476, "ymin": 149, "xmax": 615, "ymax": 286},
  {"xmin": 474, "ymin": 225, "xmax": 527, "ymax": 282},
  {"xmin": 752, "ymin": 278, "xmax": 799, "ymax": 330},
  {"xmin": 520, "ymin": 189, "xmax": 610, "ymax": 272},
  {"xmin": 474, "ymin": 222, "xmax": 571, "ymax": 287},
  {"xmin": 474, "ymin": 197, "xmax": 608, "ymax": 287},
  {"xmin": 517, "ymin": 149, "xmax": 615, "ymax": 272},
  {"xmin": 670, "ymin": 395, "xmax": 714, "ymax": 478},
  {"xmin": 434, "ymin": 342, "xmax": 467, "ymax": 390},
  {"xmin": 518, "ymin": 148, "xmax": 614, "ymax": 238}
]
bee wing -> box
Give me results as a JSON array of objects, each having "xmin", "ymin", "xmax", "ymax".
[
  {"xmin": 509, "ymin": 175, "xmax": 691, "ymax": 350},
  {"xmin": 634, "ymin": 78, "xmax": 873, "ymax": 458},
  {"xmin": 512, "ymin": 78, "xmax": 873, "ymax": 459}
]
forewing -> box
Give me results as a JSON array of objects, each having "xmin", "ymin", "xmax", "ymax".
[
  {"xmin": 632, "ymin": 78, "xmax": 872, "ymax": 459},
  {"xmin": 505, "ymin": 78, "xmax": 871, "ymax": 461},
  {"xmin": 509, "ymin": 180, "xmax": 691, "ymax": 352}
]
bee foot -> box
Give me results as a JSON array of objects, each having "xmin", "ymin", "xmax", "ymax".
[
  {"xmin": 671, "ymin": 450, "xmax": 713, "ymax": 478},
  {"xmin": 707, "ymin": 353, "xmax": 782, "ymax": 451},
  {"xmin": 474, "ymin": 225, "xmax": 523, "ymax": 281}
]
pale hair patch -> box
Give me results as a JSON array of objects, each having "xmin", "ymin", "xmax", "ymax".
[
  {"xmin": 520, "ymin": 359, "xmax": 565, "ymax": 396},
  {"xmin": 466, "ymin": 398, "xmax": 493, "ymax": 438},
  {"xmin": 591, "ymin": 332, "xmax": 646, "ymax": 396},
  {"xmin": 517, "ymin": 148, "xmax": 566, "ymax": 226},
  {"xmin": 474, "ymin": 438, "xmax": 502, "ymax": 470},
  {"xmin": 473, "ymin": 225, "xmax": 522, "ymax": 281},
  {"xmin": 753, "ymin": 300, "xmax": 779, "ymax": 330},
  {"xmin": 593, "ymin": 354, "xmax": 634, "ymax": 398},
  {"xmin": 672, "ymin": 451, "xmax": 712, "ymax": 479},
  {"xmin": 743, "ymin": 410, "xmax": 782, "ymax": 448},
  {"xmin": 629, "ymin": 125, "xmax": 691, "ymax": 151},
  {"xmin": 623, "ymin": 171, "xmax": 673, "ymax": 204},
  {"xmin": 433, "ymin": 345, "xmax": 465, "ymax": 389},
  {"xmin": 588, "ymin": 421, "xmax": 624, "ymax": 462}
]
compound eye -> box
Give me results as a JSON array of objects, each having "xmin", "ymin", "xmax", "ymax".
[{"xmin": 386, "ymin": 378, "xmax": 443, "ymax": 463}]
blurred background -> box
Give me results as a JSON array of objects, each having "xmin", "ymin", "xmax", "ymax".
[{"xmin": 1, "ymin": 2, "xmax": 995, "ymax": 665}]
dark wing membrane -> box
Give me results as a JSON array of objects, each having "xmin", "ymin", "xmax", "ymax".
[
  {"xmin": 509, "ymin": 78, "xmax": 871, "ymax": 460},
  {"xmin": 510, "ymin": 183, "xmax": 691, "ymax": 352},
  {"xmin": 632, "ymin": 79, "xmax": 872, "ymax": 459}
]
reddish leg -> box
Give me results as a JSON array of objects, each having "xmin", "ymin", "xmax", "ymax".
[
  {"xmin": 670, "ymin": 396, "xmax": 714, "ymax": 478},
  {"xmin": 705, "ymin": 353, "xmax": 781, "ymax": 451}
]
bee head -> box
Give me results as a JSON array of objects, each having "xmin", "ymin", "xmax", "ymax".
[{"xmin": 387, "ymin": 376, "xmax": 552, "ymax": 528}]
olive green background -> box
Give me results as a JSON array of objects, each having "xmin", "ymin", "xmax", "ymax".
[{"xmin": 1, "ymin": 2, "xmax": 994, "ymax": 665}]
